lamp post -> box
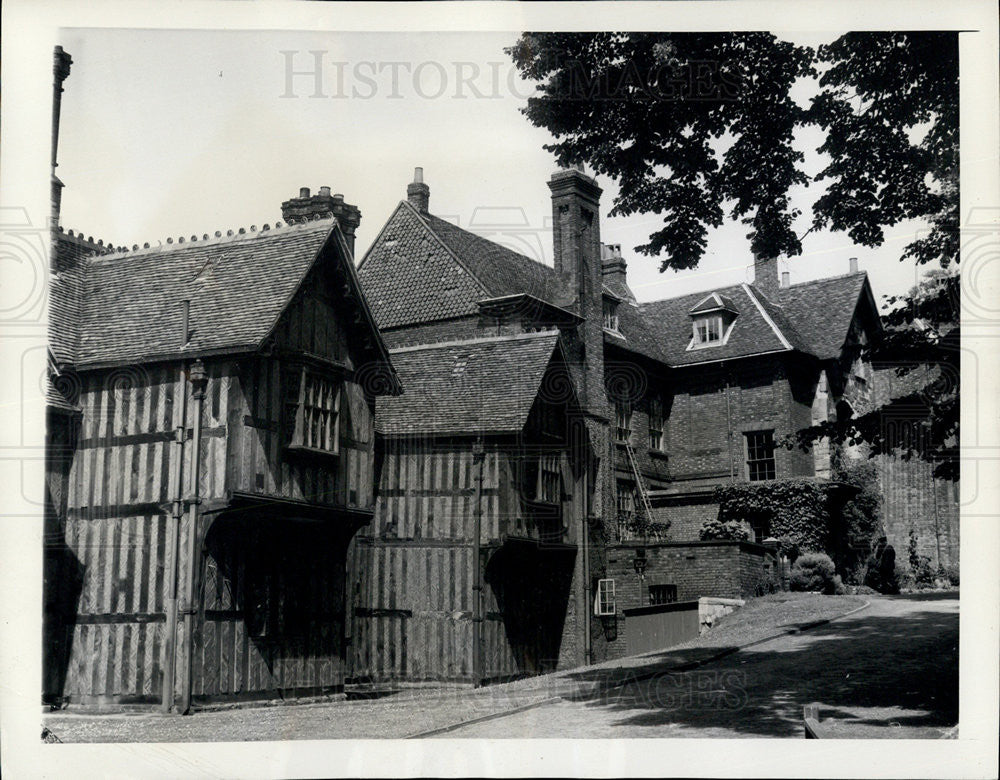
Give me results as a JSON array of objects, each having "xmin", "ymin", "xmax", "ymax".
[{"xmin": 633, "ymin": 546, "xmax": 647, "ymax": 606}]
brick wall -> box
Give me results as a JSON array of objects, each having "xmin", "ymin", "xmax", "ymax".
[
  {"xmin": 665, "ymin": 356, "xmax": 817, "ymax": 487},
  {"xmin": 602, "ymin": 540, "xmax": 773, "ymax": 658}
]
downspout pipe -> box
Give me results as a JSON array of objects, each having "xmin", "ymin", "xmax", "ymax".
[
  {"xmin": 180, "ymin": 360, "xmax": 207, "ymax": 715},
  {"xmin": 162, "ymin": 363, "xmax": 189, "ymax": 712},
  {"xmin": 582, "ymin": 457, "xmax": 592, "ymax": 666},
  {"xmin": 471, "ymin": 436, "xmax": 485, "ymax": 687}
]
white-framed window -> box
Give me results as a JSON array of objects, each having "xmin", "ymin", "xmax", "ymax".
[
  {"xmin": 692, "ymin": 315, "xmax": 723, "ymax": 346},
  {"xmin": 287, "ymin": 369, "xmax": 342, "ymax": 455},
  {"xmin": 648, "ymin": 396, "xmax": 664, "ymax": 451},
  {"xmin": 745, "ymin": 429, "xmax": 776, "ymax": 481},
  {"xmin": 595, "ymin": 578, "xmax": 616, "ymax": 616},
  {"xmin": 603, "ymin": 299, "xmax": 620, "ymax": 332},
  {"xmin": 615, "ymin": 399, "xmax": 632, "ymax": 442}
]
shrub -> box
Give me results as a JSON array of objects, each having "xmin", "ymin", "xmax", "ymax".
[
  {"xmin": 863, "ymin": 539, "xmax": 899, "ymax": 594},
  {"xmin": 907, "ymin": 530, "xmax": 937, "ymax": 587},
  {"xmin": 752, "ymin": 564, "xmax": 783, "ymax": 597},
  {"xmin": 833, "ymin": 458, "xmax": 884, "ymax": 584},
  {"xmin": 789, "ymin": 552, "xmax": 845, "ymax": 595},
  {"xmin": 940, "ymin": 563, "xmax": 960, "ymax": 586},
  {"xmin": 699, "ymin": 518, "xmax": 750, "ymax": 542}
]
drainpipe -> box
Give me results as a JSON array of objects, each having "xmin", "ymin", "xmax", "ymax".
[
  {"xmin": 471, "ymin": 436, "xmax": 485, "ymax": 687},
  {"xmin": 179, "ymin": 359, "xmax": 207, "ymax": 714},
  {"xmin": 582, "ymin": 460, "xmax": 592, "ymax": 666},
  {"xmin": 724, "ymin": 362, "xmax": 735, "ymax": 481},
  {"xmin": 162, "ymin": 363, "xmax": 189, "ymax": 712}
]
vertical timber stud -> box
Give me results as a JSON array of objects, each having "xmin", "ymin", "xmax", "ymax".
[
  {"xmin": 162, "ymin": 364, "xmax": 188, "ymax": 712},
  {"xmin": 471, "ymin": 437, "xmax": 485, "ymax": 687},
  {"xmin": 180, "ymin": 360, "xmax": 207, "ymax": 714}
]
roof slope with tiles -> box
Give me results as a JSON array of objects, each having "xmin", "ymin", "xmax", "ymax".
[
  {"xmin": 377, "ymin": 332, "xmax": 561, "ymax": 435},
  {"xmin": 775, "ymin": 272, "xmax": 874, "ymax": 360},
  {"xmin": 359, "ymin": 201, "xmax": 670, "ymax": 364},
  {"xmin": 53, "ymin": 219, "xmax": 396, "ymax": 381},
  {"xmin": 639, "ymin": 283, "xmax": 813, "ymax": 366}
]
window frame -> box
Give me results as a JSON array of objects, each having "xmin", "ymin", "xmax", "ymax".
[
  {"xmin": 285, "ymin": 365, "xmax": 342, "ymax": 457},
  {"xmin": 534, "ymin": 454, "xmax": 562, "ymax": 505},
  {"xmin": 648, "ymin": 396, "xmax": 664, "ymax": 452},
  {"xmin": 744, "ymin": 429, "xmax": 776, "ymax": 482},
  {"xmin": 614, "ymin": 399, "xmax": 632, "ymax": 442},
  {"xmin": 602, "ymin": 298, "xmax": 620, "ymax": 333},
  {"xmin": 648, "ymin": 583, "xmax": 678, "ymax": 606},
  {"xmin": 692, "ymin": 314, "xmax": 723, "ymax": 347},
  {"xmin": 595, "ymin": 578, "xmax": 616, "ymax": 616}
]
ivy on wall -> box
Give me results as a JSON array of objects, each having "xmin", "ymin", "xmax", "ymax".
[{"xmin": 713, "ymin": 479, "xmax": 832, "ymax": 554}]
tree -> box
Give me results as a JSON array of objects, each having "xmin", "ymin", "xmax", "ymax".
[
  {"xmin": 507, "ymin": 32, "xmax": 959, "ymax": 478},
  {"xmin": 802, "ymin": 33, "xmax": 959, "ymax": 479},
  {"xmin": 506, "ymin": 33, "xmax": 815, "ymax": 269}
]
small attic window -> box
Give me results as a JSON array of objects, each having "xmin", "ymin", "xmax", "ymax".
[
  {"xmin": 688, "ymin": 292, "xmax": 738, "ymax": 350},
  {"xmin": 603, "ymin": 298, "xmax": 620, "ymax": 332},
  {"xmin": 693, "ymin": 315, "xmax": 723, "ymax": 345}
]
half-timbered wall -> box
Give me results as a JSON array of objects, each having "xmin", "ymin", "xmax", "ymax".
[
  {"xmin": 348, "ymin": 434, "xmax": 587, "ymax": 684},
  {"xmin": 45, "ymin": 362, "xmax": 230, "ymax": 704}
]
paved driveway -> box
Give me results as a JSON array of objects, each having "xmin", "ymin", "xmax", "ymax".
[
  {"xmin": 44, "ymin": 593, "xmax": 957, "ymax": 741},
  {"xmin": 437, "ymin": 593, "xmax": 959, "ymax": 739}
]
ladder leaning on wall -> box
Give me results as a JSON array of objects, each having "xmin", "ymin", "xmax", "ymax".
[{"xmin": 623, "ymin": 440, "xmax": 660, "ymax": 542}]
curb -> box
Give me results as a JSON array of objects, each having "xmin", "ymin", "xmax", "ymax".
[{"xmin": 407, "ymin": 598, "xmax": 872, "ymax": 738}]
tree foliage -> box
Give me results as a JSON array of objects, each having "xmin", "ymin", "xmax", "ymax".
[
  {"xmin": 507, "ymin": 33, "xmax": 815, "ymax": 269},
  {"xmin": 508, "ymin": 32, "xmax": 959, "ymax": 478}
]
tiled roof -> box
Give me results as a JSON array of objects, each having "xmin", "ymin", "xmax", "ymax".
[
  {"xmin": 776, "ymin": 272, "xmax": 872, "ymax": 360},
  {"xmin": 377, "ymin": 332, "xmax": 561, "ymax": 435},
  {"xmin": 48, "ymin": 260, "xmax": 85, "ymax": 364},
  {"xmin": 360, "ymin": 203, "xmax": 669, "ymax": 364},
  {"xmin": 357, "ymin": 204, "xmax": 490, "ymax": 329},
  {"xmin": 50, "ymin": 219, "xmax": 397, "ymax": 388},
  {"xmin": 640, "ymin": 283, "xmax": 807, "ymax": 366},
  {"xmin": 423, "ymin": 213, "xmax": 563, "ymax": 302}
]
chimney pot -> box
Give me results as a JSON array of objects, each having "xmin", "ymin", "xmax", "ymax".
[
  {"xmin": 407, "ymin": 169, "xmax": 430, "ymax": 213},
  {"xmin": 319, "ymin": 186, "xmax": 331, "ymax": 197},
  {"xmin": 849, "ymin": 257, "xmax": 859, "ymax": 273},
  {"xmin": 781, "ymin": 270, "xmax": 790, "ymax": 288},
  {"xmin": 299, "ymin": 187, "xmax": 310, "ymax": 198}
]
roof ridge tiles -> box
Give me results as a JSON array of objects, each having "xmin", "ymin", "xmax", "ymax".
[
  {"xmin": 389, "ymin": 329, "xmax": 559, "ymax": 354},
  {"xmin": 84, "ymin": 216, "xmax": 337, "ymax": 262}
]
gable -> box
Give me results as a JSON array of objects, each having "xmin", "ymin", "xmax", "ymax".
[
  {"xmin": 776, "ymin": 272, "xmax": 877, "ymax": 360},
  {"xmin": 357, "ymin": 203, "xmax": 488, "ymax": 329},
  {"xmin": 55, "ymin": 219, "xmax": 397, "ymax": 391}
]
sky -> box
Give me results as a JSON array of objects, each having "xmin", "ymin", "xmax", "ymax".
[{"xmin": 56, "ymin": 28, "xmax": 935, "ymax": 309}]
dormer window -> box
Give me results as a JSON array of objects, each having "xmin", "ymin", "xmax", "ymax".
[
  {"xmin": 693, "ymin": 315, "xmax": 723, "ymax": 345},
  {"xmin": 603, "ymin": 298, "xmax": 620, "ymax": 332},
  {"xmin": 687, "ymin": 292, "xmax": 739, "ymax": 350}
]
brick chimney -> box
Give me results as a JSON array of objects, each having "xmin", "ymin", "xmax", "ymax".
[
  {"xmin": 547, "ymin": 164, "xmax": 606, "ymax": 410},
  {"xmin": 753, "ymin": 254, "xmax": 780, "ymax": 298},
  {"xmin": 281, "ymin": 186, "xmax": 362, "ymax": 256},
  {"xmin": 407, "ymin": 167, "xmax": 430, "ymax": 213},
  {"xmin": 601, "ymin": 243, "xmax": 635, "ymax": 302}
]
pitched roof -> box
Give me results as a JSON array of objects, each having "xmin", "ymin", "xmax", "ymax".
[
  {"xmin": 776, "ymin": 272, "xmax": 874, "ymax": 360},
  {"xmin": 50, "ymin": 219, "xmax": 398, "ymax": 389},
  {"xmin": 639, "ymin": 283, "xmax": 809, "ymax": 366},
  {"xmin": 360, "ymin": 202, "xmax": 669, "ymax": 365},
  {"xmin": 376, "ymin": 331, "xmax": 562, "ymax": 436}
]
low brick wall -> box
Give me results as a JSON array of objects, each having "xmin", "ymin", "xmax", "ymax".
[{"xmin": 603, "ymin": 540, "xmax": 774, "ymax": 658}]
